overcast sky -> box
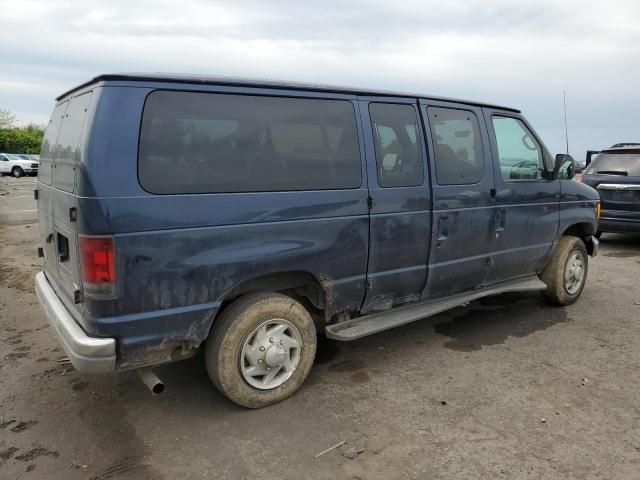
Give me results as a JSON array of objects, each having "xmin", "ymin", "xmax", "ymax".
[{"xmin": 1, "ymin": 0, "xmax": 638, "ymax": 160}]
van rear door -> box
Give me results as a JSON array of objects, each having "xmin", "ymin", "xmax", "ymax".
[{"xmin": 38, "ymin": 91, "xmax": 93, "ymax": 314}]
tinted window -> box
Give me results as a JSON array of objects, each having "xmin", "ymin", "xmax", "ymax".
[
  {"xmin": 586, "ymin": 152, "xmax": 640, "ymax": 177},
  {"xmin": 139, "ymin": 91, "xmax": 362, "ymax": 193},
  {"xmin": 369, "ymin": 103, "xmax": 423, "ymax": 187},
  {"xmin": 492, "ymin": 116, "xmax": 543, "ymax": 181},
  {"xmin": 428, "ymin": 107, "xmax": 483, "ymax": 185}
]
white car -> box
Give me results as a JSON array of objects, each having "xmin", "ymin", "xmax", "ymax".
[{"xmin": 0, "ymin": 153, "xmax": 39, "ymax": 177}]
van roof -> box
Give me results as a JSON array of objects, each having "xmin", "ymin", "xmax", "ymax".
[{"xmin": 57, "ymin": 73, "xmax": 521, "ymax": 113}]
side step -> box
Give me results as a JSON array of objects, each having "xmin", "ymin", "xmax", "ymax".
[{"xmin": 325, "ymin": 276, "xmax": 547, "ymax": 341}]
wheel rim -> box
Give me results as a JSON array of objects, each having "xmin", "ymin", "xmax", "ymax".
[
  {"xmin": 240, "ymin": 319, "xmax": 302, "ymax": 390},
  {"xmin": 13, "ymin": 168, "xmax": 21, "ymax": 177},
  {"xmin": 564, "ymin": 250, "xmax": 585, "ymax": 295}
]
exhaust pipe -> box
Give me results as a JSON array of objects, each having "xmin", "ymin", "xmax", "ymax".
[{"xmin": 137, "ymin": 367, "xmax": 165, "ymax": 395}]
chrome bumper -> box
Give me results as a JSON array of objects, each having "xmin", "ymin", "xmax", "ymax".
[{"xmin": 35, "ymin": 272, "xmax": 116, "ymax": 373}]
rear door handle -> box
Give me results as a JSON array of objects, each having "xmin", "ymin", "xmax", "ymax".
[
  {"xmin": 437, "ymin": 216, "xmax": 449, "ymax": 241},
  {"xmin": 495, "ymin": 208, "xmax": 506, "ymax": 232}
]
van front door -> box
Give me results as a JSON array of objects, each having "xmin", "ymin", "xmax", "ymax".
[
  {"xmin": 360, "ymin": 98, "xmax": 431, "ymax": 312},
  {"xmin": 420, "ymin": 101, "xmax": 496, "ymax": 298},
  {"xmin": 482, "ymin": 110, "xmax": 559, "ymax": 282}
]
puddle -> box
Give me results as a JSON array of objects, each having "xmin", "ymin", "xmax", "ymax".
[
  {"xmin": 350, "ymin": 370, "xmax": 370, "ymax": 384},
  {"xmin": 328, "ymin": 359, "xmax": 366, "ymax": 373},
  {"xmin": 434, "ymin": 297, "xmax": 570, "ymax": 352}
]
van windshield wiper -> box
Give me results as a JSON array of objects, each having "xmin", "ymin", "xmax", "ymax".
[{"xmin": 597, "ymin": 170, "xmax": 628, "ymax": 176}]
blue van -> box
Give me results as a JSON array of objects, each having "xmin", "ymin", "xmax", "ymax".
[{"xmin": 35, "ymin": 74, "xmax": 600, "ymax": 407}]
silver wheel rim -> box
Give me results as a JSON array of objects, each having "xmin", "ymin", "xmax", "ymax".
[
  {"xmin": 564, "ymin": 250, "xmax": 585, "ymax": 295},
  {"xmin": 240, "ymin": 319, "xmax": 302, "ymax": 390},
  {"xmin": 13, "ymin": 168, "xmax": 21, "ymax": 177}
]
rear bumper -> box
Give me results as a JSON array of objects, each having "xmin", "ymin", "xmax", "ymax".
[{"xmin": 35, "ymin": 272, "xmax": 116, "ymax": 373}]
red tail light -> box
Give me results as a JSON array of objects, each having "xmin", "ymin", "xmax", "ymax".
[
  {"xmin": 573, "ymin": 174, "xmax": 584, "ymax": 182},
  {"xmin": 79, "ymin": 235, "xmax": 116, "ymax": 296}
]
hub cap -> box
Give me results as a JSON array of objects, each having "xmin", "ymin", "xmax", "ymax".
[
  {"xmin": 564, "ymin": 251, "xmax": 585, "ymax": 295},
  {"xmin": 240, "ymin": 319, "xmax": 302, "ymax": 390}
]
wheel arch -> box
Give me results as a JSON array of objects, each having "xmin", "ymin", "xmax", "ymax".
[
  {"xmin": 205, "ymin": 270, "xmax": 330, "ymax": 337},
  {"xmin": 221, "ymin": 270, "xmax": 328, "ymax": 309},
  {"xmin": 561, "ymin": 222, "xmax": 598, "ymax": 256}
]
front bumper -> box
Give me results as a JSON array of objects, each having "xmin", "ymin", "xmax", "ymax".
[
  {"xmin": 35, "ymin": 272, "xmax": 115, "ymax": 373},
  {"xmin": 599, "ymin": 215, "xmax": 640, "ymax": 234}
]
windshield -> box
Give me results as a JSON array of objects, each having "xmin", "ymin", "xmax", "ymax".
[
  {"xmin": 5, "ymin": 154, "xmax": 24, "ymax": 160},
  {"xmin": 586, "ymin": 152, "xmax": 640, "ymax": 176}
]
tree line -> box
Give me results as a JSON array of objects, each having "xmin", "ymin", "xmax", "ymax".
[{"xmin": 0, "ymin": 109, "xmax": 45, "ymax": 154}]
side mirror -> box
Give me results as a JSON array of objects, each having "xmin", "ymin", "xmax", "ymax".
[{"xmin": 554, "ymin": 153, "xmax": 575, "ymax": 179}]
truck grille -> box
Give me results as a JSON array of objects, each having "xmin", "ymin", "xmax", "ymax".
[{"xmin": 31, "ymin": 163, "xmax": 39, "ymax": 169}]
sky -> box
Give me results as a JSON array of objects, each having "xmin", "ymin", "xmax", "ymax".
[{"xmin": 1, "ymin": 0, "xmax": 639, "ymax": 161}]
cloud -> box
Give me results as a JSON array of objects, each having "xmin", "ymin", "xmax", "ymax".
[{"xmin": 1, "ymin": 0, "xmax": 638, "ymax": 156}]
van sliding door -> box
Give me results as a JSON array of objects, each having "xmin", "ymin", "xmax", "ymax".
[
  {"xmin": 359, "ymin": 98, "xmax": 431, "ymax": 313},
  {"xmin": 419, "ymin": 100, "xmax": 496, "ymax": 298}
]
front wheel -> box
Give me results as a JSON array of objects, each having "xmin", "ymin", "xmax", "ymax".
[
  {"xmin": 12, "ymin": 167, "xmax": 24, "ymax": 178},
  {"xmin": 540, "ymin": 236, "xmax": 588, "ymax": 306},
  {"xmin": 205, "ymin": 292, "xmax": 317, "ymax": 408}
]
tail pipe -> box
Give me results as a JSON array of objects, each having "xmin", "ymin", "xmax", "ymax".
[{"xmin": 137, "ymin": 367, "xmax": 165, "ymax": 395}]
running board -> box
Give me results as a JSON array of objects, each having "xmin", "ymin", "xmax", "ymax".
[{"xmin": 325, "ymin": 277, "xmax": 547, "ymax": 341}]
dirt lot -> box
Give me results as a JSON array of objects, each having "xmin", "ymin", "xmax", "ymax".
[{"xmin": 1, "ymin": 175, "xmax": 639, "ymax": 480}]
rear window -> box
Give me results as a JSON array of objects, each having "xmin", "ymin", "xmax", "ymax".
[
  {"xmin": 39, "ymin": 102, "xmax": 68, "ymax": 185},
  {"xmin": 39, "ymin": 92, "xmax": 93, "ymax": 191},
  {"xmin": 138, "ymin": 91, "xmax": 362, "ymax": 194},
  {"xmin": 586, "ymin": 152, "xmax": 640, "ymax": 177}
]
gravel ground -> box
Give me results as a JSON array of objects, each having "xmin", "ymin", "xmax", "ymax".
[{"xmin": 1, "ymin": 175, "xmax": 639, "ymax": 479}]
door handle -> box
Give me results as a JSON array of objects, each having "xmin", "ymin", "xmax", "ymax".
[
  {"xmin": 494, "ymin": 208, "xmax": 506, "ymax": 232},
  {"xmin": 437, "ymin": 216, "xmax": 449, "ymax": 241}
]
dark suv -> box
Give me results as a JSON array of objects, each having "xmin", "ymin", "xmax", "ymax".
[
  {"xmin": 35, "ymin": 74, "xmax": 600, "ymax": 408},
  {"xmin": 579, "ymin": 145, "xmax": 640, "ymax": 235}
]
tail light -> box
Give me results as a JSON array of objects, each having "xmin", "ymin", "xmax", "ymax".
[
  {"xmin": 573, "ymin": 174, "xmax": 584, "ymax": 182},
  {"xmin": 79, "ymin": 235, "xmax": 116, "ymax": 297}
]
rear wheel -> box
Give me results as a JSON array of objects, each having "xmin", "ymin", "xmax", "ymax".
[
  {"xmin": 205, "ymin": 292, "xmax": 317, "ymax": 408},
  {"xmin": 540, "ymin": 236, "xmax": 588, "ymax": 306},
  {"xmin": 12, "ymin": 167, "xmax": 24, "ymax": 178}
]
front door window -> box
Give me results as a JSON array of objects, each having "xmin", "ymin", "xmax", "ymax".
[{"xmin": 492, "ymin": 116, "xmax": 543, "ymax": 181}]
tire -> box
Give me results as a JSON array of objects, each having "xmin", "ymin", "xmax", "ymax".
[
  {"xmin": 540, "ymin": 236, "xmax": 588, "ymax": 306},
  {"xmin": 205, "ymin": 292, "xmax": 317, "ymax": 408},
  {"xmin": 595, "ymin": 231, "xmax": 603, "ymax": 239},
  {"xmin": 12, "ymin": 167, "xmax": 24, "ymax": 178}
]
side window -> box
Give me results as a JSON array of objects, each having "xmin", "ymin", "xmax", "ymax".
[
  {"xmin": 138, "ymin": 91, "xmax": 362, "ymax": 194},
  {"xmin": 369, "ymin": 103, "xmax": 423, "ymax": 188},
  {"xmin": 428, "ymin": 107, "xmax": 483, "ymax": 185},
  {"xmin": 492, "ymin": 116, "xmax": 543, "ymax": 181}
]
